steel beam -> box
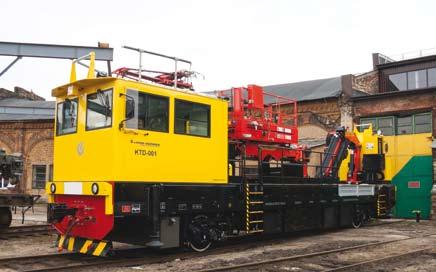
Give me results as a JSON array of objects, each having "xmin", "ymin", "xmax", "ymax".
[
  {"xmin": 0, "ymin": 41, "xmax": 113, "ymax": 61},
  {"xmin": 0, "ymin": 56, "xmax": 22, "ymax": 77}
]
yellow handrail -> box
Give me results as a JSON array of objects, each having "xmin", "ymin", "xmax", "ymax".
[{"xmin": 69, "ymin": 52, "xmax": 96, "ymax": 83}]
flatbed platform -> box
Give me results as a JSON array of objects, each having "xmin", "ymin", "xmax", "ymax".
[{"xmin": 0, "ymin": 193, "xmax": 40, "ymax": 228}]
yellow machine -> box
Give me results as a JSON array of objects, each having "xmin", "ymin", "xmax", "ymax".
[
  {"xmin": 51, "ymin": 53, "xmax": 228, "ymax": 184},
  {"xmin": 339, "ymin": 125, "xmax": 386, "ymax": 182}
]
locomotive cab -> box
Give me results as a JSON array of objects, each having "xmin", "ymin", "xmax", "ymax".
[{"xmin": 47, "ymin": 52, "xmax": 228, "ymax": 255}]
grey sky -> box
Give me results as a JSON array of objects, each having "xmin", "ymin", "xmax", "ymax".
[{"xmin": 0, "ymin": 0, "xmax": 435, "ymax": 100}]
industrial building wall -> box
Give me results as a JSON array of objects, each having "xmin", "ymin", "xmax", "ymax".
[{"xmin": 0, "ymin": 121, "xmax": 53, "ymax": 199}]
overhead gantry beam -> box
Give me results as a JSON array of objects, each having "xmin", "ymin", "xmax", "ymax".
[
  {"xmin": 0, "ymin": 41, "xmax": 113, "ymax": 61},
  {"xmin": 0, "ymin": 41, "xmax": 114, "ymax": 77}
]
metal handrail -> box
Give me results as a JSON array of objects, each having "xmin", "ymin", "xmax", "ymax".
[{"xmin": 123, "ymin": 45, "xmax": 192, "ymax": 89}]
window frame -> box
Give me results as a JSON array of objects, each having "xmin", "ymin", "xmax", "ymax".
[
  {"xmin": 407, "ymin": 69, "xmax": 428, "ymax": 90},
  {"xmin": 174, "ymin": 99, "xmax": 211, "ymax": 138},
  {"xmin": 413, "ymin": 112, "xmax": 432, "ymax": 134},
  {"xmin": 32, "ymin": 164, "xmax": 47, "ymax": 189},
  {"xmin": 56, "ymin": 98, "xmax": 78, "ymax": 136},
  {"xmin": 85, "ymin": 88, "xmax": 114, "ymax": 131},
  {"xmin": 377, "ymin": 116, "xmax": 394, "ymax": 136},
  {"xmin": 427, "ymin": 67, "xmax": 436, "ymax": 87},
  {"xmin": 396, "ymin": 115, "xmax": 413, "ymax": 135},
  {"xmin": 126, "ymin": 89, "xmax": 170, "ymax": 133},
  {"xmin": 387, "ymin": 67, "xmax": 436, "ymax": 92},
  {"xmin": 359, "ymin": 118, "xmax": 376, "ymax": 132},
  {"xmin": 388, "ymin": 72, "xmax": 407, "ymax": 92},
  {"xmin": 360, "ymin": 112, "xmax": 432, "ymax": 136}
]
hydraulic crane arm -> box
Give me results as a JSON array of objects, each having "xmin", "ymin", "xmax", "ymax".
[{"xmin": 316, "ymin": 127, "xmax": 349, "ymax": 179}]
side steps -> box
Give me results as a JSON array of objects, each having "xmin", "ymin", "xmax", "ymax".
[
  {"xmin": 245, "ymin": 181, "xmax": 264, "ymax": 234},
  {"xmin": 377, "ymin": 193, "xmax": 387, "ymax": 217}
]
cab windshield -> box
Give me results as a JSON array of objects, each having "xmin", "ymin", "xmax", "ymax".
[
  {"xmin": 86, "ymin": 89, "xmax": 113, "ymax": 130},
  {"xmin": 56, "ymin": 98, "xmax": 78, "ymax": 136}
]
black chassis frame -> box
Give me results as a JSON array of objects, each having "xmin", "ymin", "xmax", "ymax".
[
  {"xmin": 0, "ymin": 193, "xmax": 38, "ymax": 227},
  {"xmin": 106, "ymin": 178, "xmax": 395, "ymax": 248}
]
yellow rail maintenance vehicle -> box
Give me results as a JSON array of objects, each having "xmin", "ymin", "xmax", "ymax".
[{"xmin": 47, "ymin": 47, "xmax": 395, "ymax": 256}]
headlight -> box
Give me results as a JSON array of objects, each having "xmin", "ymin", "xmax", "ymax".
[
  {"xmin": 91, "ymin": 183, "xmax": 99, "ymax": 195},
  {"xmin": 50, "ymin": 183, "xmax": 56, "ymax": 194}
]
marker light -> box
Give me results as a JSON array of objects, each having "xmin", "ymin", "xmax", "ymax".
[
  {"xmin": 91, "ymin": 183, "xmax": 99, "ymax": 195},
  {"xmin": 50, "ymin": 183, "xmax": 56, "ymax": 194}
]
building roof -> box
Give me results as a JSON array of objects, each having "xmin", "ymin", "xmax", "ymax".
[
  {"xmin": 263, "ymin": 77, "xmax": 342, "ymax": 102},
  {"xmin": 0, "ymin": 98, "xmax": 55, "ymax": 108},
  {"xmin": 0, "ymin": 98, "xmax": 55, "ymax": 121},
  {"xmin": 0, "ymin": 113, "xmax": 54, "ymax": 121}
]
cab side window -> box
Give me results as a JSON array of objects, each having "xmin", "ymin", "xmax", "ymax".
[
  {"xmin": 175, "ymin": 99, "xmax": 210, "ymax": 137},
  {"xmin": 56, "ymin": 98, "xmax": 78, "ymax": 136},
  {"xmin": 86, "ymin": 89, "xmax": 113, "ymax": 130},
  {"xmin": 126, "ymin": 89, "xmax": 169, "ymax": 132}
]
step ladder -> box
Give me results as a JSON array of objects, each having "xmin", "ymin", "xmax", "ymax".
[
  {"xmin": 245, "ymin": 180, "xmax": 264, "ymax": 234},
  {"xmin": 377, "ymin": 193, "xmax": 387, "ymax": 217}
]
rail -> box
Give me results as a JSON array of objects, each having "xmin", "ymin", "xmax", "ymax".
[{"xmin": 197, "ymin": 233, "xmax": 435, "ymax": 272}]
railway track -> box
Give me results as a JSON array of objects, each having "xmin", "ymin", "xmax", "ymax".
[
  {"xmin": 0, "ymin": 219, "xmax": 419, "ymax": 271},
  {"xmin": 197, "ymin": 234, "xmax": 435, "ymax": 272},
  {"xmin": 0, "ymin": 224, "xmax": 53, "ymax": 239},
  {"xmin": 323, "ymin": 248, "xmax": 431, "ymax": 272}
]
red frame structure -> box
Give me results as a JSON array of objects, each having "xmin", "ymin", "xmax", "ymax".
[
  {"xmin": 113, "ymin": 67, "xmax": 193, "ymax": 89},
  {"xmin": 217, "ymin": 85, "xmax": 306, "ymax": 165}
]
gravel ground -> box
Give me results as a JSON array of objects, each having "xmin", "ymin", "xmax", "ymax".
[
  {"xmin": 1, "ymin": 208, "xmax": 436, "ymax": 272},
  {"xmin": 100, "ymin": 220, "xmax": 436, "ymax": 272}
]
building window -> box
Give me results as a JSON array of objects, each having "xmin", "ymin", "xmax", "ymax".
[
  {"xmin": 32, "ymin": 165, "xmax": 46, "ymax": 189},
  {"xmin": 377, "ymin": 117, "xmax": 394, "ymax": 136},
  {"xmin": 56, "ymin": 98, "xmax": 78, "ymax": 136},
  {"xmin": 360, "ymin": 118, "xmax": 376, "ymax": 132},
  {"xmin": 388, "ymin": 68, "xmax": 436, "ymax": 92},
  {"xmin": 388, "ymin": 73, "xmax": 407, "ymax": 91},
  {"xmin": 175, "ymin": 99, "xmax": 210, "ymax": 137},
  {"xmin": 86, "ymin": 89, "xmax": 113, "ymax": 130},
  {"xmin": 396, "ymin": 116, "xmax": 413, "ymax": 135},
  {"xmin": 361, "ymin": 112, "xmax": 432, "ymax": 135},
  {"xmin": 125, "ymin": 90, "xmax": 169, "ymax": 132},
  {"xmin": 407, "ymin": 69, "xmax": 427, "ymax": 90},
  {"xmin": 414, "ymin": 113, "xmax": 432, "ymax": 133},
  {"xmin": 428, "ymin": 68, "xmax": 436, "ymax": 87}
]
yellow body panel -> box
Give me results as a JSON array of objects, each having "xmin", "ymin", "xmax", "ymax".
[
  {"xmin": 383, "ymin": 133, "xmax": 432, "ymax": 180},
  {"xmin": 52, "ymin": 78, "xmax": 228, "ymax": 185}
]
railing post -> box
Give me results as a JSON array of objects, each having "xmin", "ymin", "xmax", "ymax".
[
  {"xmin": 281, "ymin": 148, "xmax": 284, "ymax": 180},
  {"xmin": 258, "ymin": 147, "xmax": 263, "ymax": 184}
]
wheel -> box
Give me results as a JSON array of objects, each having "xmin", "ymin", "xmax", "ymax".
[
  {"xmin": 0, "ymin": 207, "xmax": 12, "ymax": 229},
  {"xmin": 352, "ymin": 211, "xmax": 363, "ymax": 229},
  {"xmin": 187, "ymin": 215, "xmax": 212, "ymax": 252}
]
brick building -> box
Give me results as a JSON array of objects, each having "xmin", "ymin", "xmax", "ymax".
[
  {"xmin": 264, "ymin": 51, "xmax": 435, "ymax": 218},
  {"xmin": 0, "ymin": 87, "xmax": 54, "ymax": 199}
]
